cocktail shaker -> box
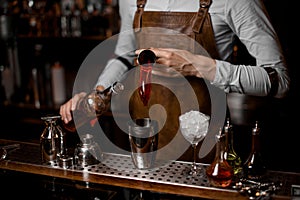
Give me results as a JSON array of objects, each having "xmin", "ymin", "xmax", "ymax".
[{"xmin": 40, "ymin": 115, "xmax": 63, "ymax": 165}]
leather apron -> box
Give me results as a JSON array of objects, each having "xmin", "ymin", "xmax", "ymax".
[{"xmin": 129, "ymin": 0, "xmax": 220, "ymax": 163}]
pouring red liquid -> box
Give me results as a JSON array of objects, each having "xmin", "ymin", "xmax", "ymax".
[{"xmin": 137, "ymin": 50, "xmax": 156, "ymax": 106}]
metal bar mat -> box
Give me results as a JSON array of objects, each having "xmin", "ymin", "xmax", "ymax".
[{"xmin": 3, "ymin": 141, "xmax": 300, "ymax": 197}]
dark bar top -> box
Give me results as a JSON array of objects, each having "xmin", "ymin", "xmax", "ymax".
[{"xmin": 0, "ymin": 139, "xmax": 298, "ymax": 200}]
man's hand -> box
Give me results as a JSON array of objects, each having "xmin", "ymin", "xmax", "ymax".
[
  {"xmin": 136, "ymin": 48, "xmax": 216, "ymax": 81},
  {"xmin": 59, "ymin": 86, "xmax": 105, "ymax": 124},
  {"xmin": 59, "ymin": 92, "xmax": 87, "ymax": 124}
]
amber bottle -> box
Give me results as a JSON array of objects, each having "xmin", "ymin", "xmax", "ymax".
[{"xmin": 206, "ymin": 128, "xmax": 234, "ymax": 188}]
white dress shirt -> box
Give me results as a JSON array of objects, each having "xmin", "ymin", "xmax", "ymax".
[{"xmin": 95, "ymin": 0, "xmax": 290, "ymax": 98}]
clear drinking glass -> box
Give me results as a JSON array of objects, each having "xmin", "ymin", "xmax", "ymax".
[{"xmin": 179, "ymin": 110, "xmax": 210, "ymax": 177}]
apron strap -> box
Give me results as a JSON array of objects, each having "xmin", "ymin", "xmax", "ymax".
[
  {"xmin": 133, "ymin": 0, "xmax": 147, "ymax": 31},
  {"xmin": 134, "ymin": 0, "xmax": 212, "ymax": 34},
  {"xmin": 193, "ymin": 0, "xmax": 220, "ymax": 58},
  {"xmin": 192, "ymin": 0, "xmax": 212, "ymax": 33},
  {"xmin": 133, "ymin": 0, "xmax": 220, "ymax": 58}
]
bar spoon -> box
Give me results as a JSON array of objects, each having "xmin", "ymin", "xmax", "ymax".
[{"xmin": 0, "ymin": 144, "xmax": 20, "ymax": 161}]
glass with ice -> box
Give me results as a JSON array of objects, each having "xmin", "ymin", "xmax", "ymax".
[{"xmin": 179, "ymin": 110, "xmax": 210, "ymax": 177}]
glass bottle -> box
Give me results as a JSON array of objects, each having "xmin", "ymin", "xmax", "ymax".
[
  {"xmin": 243, "ymin": 121, "xmax": 267, "ymax": 181},
  {"xmin": 223, "ymin": 118, "xmax": 242, "ymax": 176},
  {"xmin": 71, "ymin": 4, "xmax": 82, "ymax": 37},
  {"xmin": 206, "ymin": 128, "xmax": 234, "ymax": 188},
  {"xmin": 61, "ymin": 3, "xmax": 71, "ymax": 37},
  {"xmin": 63, "ymin": 82, "xmax": 124, "ymax": 132}
]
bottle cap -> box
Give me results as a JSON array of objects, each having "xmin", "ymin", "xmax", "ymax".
[
  {"xmin": 111, "ymin": 82, "xmax": 124, "ymax": 94},
  {"xmin": 224, "ymin": 118, "xmax": 232, "ymax": 132},
  {"xmin": 215, "ymin": 127, "xmax": 224, "ymax": 141},
  {"xmin": 252, "ymin": 121, "xmax": 260, "ymax": 135}
]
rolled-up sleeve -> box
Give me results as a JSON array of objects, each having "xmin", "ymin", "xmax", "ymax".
[{"xmin": 211, "ymin": 0, "xmax": 290, "ymax": 98}]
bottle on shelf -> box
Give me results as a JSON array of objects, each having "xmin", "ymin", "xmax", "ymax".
[
  {"xmin": 62, "ymin": 81, "xmax": 124, "ymax": 132},
  {"xmin": 71, "ymin": 4, "xmax": 82, "ymax": 37},
  {"xmin": 30, "ymin": 44, "xmax": 44, "ymax": 108},
  {"xmin": 243, "ymin": 121, "xmax": 267, "ymax": 181},
  {"xmin": 206, "ymin": 128, "xmax": 234, "ymax": 188},
  {"xmin": 60, "ymin": 0, "xmax": 71, "ymax": 37},
  {"xmin": 51, "ymin": 61, "xmax": 66, "ymax": 105},
  {"xmin": 223, "ymin": 118, "xmax": 242, "ymax": 176}
]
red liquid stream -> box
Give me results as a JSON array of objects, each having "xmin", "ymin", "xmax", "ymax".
[{"xmin": 139, "ymin": 63, "xmax": 152, "ymax": 106}]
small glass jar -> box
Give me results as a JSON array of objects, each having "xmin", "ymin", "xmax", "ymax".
[{"xmin": 74, "ymin": 133, "xmax": 103, "ymax": 166}]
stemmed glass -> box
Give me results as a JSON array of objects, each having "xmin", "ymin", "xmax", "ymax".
[{"xmin": 179, "ymin": 110, "xmax": 210, "ymax": 177}]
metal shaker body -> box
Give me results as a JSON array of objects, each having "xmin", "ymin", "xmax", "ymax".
[
  {"xmin": 128, "ymin": 118, "xmax": 159, "ymax": 169},
  {"xmin": 40, "ymin": 116, "xmax": 62, "ymax": 165}
]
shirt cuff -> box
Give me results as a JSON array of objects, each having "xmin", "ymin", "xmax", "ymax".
[{"xmin": 210, "ymin": 60, "xmax": 232, "ymax": 93}]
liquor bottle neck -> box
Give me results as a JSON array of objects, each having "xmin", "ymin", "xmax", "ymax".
[
  {"xmin": 225, "ymin": 130, "xmax": 235, "ymax": 151},
  {"xmin": 251, "ymin": 133, "xmax": 261, "ymax": 153},
  {"xmin": 98, "ymin": 84, "xmax": 113, "ymax": 96},
  {"xmin": 97, "ymin": 82, "xmax": 124, "ymax": 96},
  {"xmin": 216, "ymin": 134, "xmax": 226, "ymax": 161},
  {"xmin": 224, "ymin": 118, "xmax": 236, "ymax": 153}
]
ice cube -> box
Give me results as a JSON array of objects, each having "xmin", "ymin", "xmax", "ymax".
[{"xmin": 179, "ymin": 110, "xmax": 210, "ymax": 143}]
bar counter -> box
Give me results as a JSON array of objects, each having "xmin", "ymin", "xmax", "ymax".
[{"xmin": 0, "ymin": 139, "xmax": 299, "ymax": 200}]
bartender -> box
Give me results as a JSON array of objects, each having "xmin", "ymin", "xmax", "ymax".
[{"xmin": 60, "ymin": 0, "xmax": 290, "ymax": 162}]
